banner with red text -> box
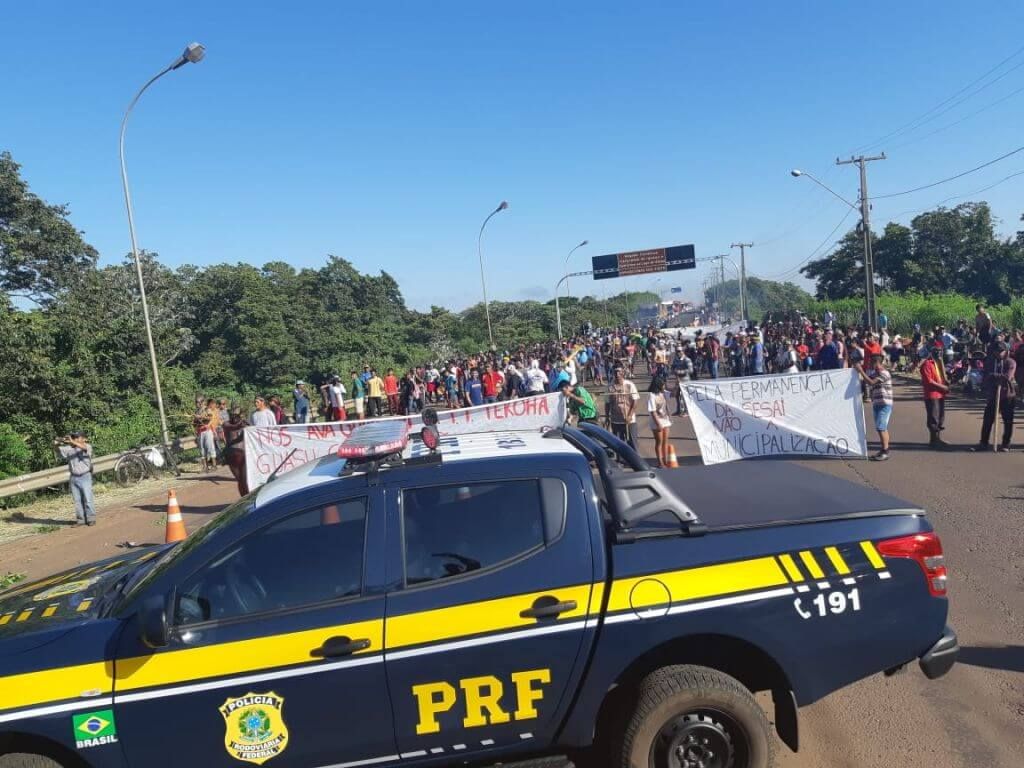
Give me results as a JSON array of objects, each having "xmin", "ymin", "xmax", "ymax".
[
  {"xmin": 681, "ymin": 369, "xmax": 867, "ymax": 465},
  {"xmin": 244, "ymin": 394, "xmax": 566, "ymax": 488}
]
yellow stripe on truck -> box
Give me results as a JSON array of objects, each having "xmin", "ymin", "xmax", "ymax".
[
  {"xmin": 608, "ymin": 556, "xmax": 789, "ymax": 612},
  {"xmin": 386, "ymin": 584, "xmax": 593, "ymax": 650},
  {"xmin": 777, "ymin": 554, "xmax": 804, "ymax": 583},
  {"xmin": 115, "ymin": 618, "xmax": 383, "ymax": 693},
  {"xmin": 799, "ymin": 550, "xmax": 825, "ymax": 579},
  {"xmin": 0, "ymin": 662, "xmax": 113, "ymax": 713},
  {"xmin": 860, "ymin": 540, "xmax": 886, "ymax": 569},
  {"xmin": 824, "ymin": 546, "xmax": 851, "ymax": 575}
]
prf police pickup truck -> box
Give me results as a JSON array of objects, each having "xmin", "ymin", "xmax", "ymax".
[{"xmin": 0, "ymin": 422, "xmax": 957, "ymax": 768}]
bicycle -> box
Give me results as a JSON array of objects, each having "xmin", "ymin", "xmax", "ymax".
[{"xmin": 113, "ymin": 443, "xmax": 179, "ymax": 487}]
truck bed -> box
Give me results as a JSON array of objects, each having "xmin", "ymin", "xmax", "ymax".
[{"xmin": 651, "ymin": 461, "xmax": 922, "ymax": 532}]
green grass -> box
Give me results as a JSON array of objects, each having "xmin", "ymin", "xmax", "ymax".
[
  {"xmin": 34, "ymin": 524, "xmax": 59, "ymax": 534},
  {"xmin": 0, "ymin": 572, "xmax": 26, "ymax": 591}
]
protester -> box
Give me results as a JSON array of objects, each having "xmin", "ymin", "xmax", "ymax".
[
  {"xmin": 194, "ymin": 403, "xmax": 217, "ymax": 472},
  {"xmin": 268, "ymin": 395, "xmax": 285, "ymax": 425},
  {"xmin": 293, "ymin": 381, "xmax": 310, "ymax": 423},
  {"xmin": 776, "ymin": 339, "xmax": 799, "ymax": 374},
  {"xmin": 321, "ymin": 376, "xmax": 346, "ymax": 420},
  {"xmin": 350, "ymin": 370, "xmax": 366, "ymax": 420},
  {"xmin": 464, "ymin": 368, "xmax": 484, "ymax": 406},
  {"xmin": 54, "ymin": 431, "xmax": 95, "ymax": 525},
  {"xmin": 974, "ymin": 341, "xmax": 1016, "ymax": 452},
  {"xmin": 605, "ymin": 366, "xmax": 639, "ymax": 448},
  {"xmin": 384, "ymin": 368, "xmax": 400, "ymax": 415},
  {"xmin": 855, "ymin": 354, "xmax": 893, "ymax": 461},
  {"xmin": 525, "ymin": 359, "xmax": 548, "ymax": 396},
  {"xmin": 975, "ymin": 303, "xmax": 994, "ymax": 344},
  {"xmin": 558, "ymin": 380, "xmax": 598, "ymax": 425},
  {"xmin": 365, "ymin": 369, "xmax": 385, "ymax": 417},
  {"xmin": 919, "ymin": 346, "xmax": 950, "ymax": 449},
  {"xmin": 670, "ymin": 347, "xmax": 694, "ymax": 415},
  {"xmin": 481, "ymin": 363, "xmax": 503, "ymax": 405},
  {"xmin": 250, "ymin": 396, "xmax": 278, "ymax": 427},
  {"xmin": 221, "ymin": 409, "xmax": 249, "ymax": 496},
  {"xmin": 647, "ymin": 377, "xmax": 673, "ymax": 467}
]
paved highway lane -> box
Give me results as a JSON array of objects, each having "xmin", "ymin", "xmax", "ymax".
[{"xmin": 0, "ymin": 376, "xmax": 1019, "ymax": 767}]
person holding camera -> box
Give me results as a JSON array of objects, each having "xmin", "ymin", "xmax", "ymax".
[{"xmin": 54, "ymin": 431, "xmax": 96, "ymax": 526}]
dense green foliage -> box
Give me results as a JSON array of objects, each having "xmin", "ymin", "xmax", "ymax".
[
  {"xmin": 0, "ymin": 154, "xmax": 657, "ymax": 475},
  {"xmin": 3, "ymin": 150, "xmax": 1024, "ymax": 481},
  {"xmin": 704, "ymin": 277, "xmax": 813, "ymax": 319},
  {"xmin": 801, "ymin": 202, "xmax": 1024, "ymax": 305}
]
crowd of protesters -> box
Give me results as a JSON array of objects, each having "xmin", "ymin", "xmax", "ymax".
[
  {"xmin": 184, "ymin": 302, "xmax": 1020, "ymax": 489},
  {"xmin": 48, "ymin": 302, "xmax": 1019, "ymax": 527}
]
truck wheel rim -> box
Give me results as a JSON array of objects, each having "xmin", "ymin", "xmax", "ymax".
[{"xmin": 651, "ymin": 710, "xmax": 739, "ymax": 768}]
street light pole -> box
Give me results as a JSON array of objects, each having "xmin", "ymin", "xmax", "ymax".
[
  {"xmin": 792, "ymin": 161, "xmax": 884, "ymax": 330},
  {"xmin": 554, "ymin": 269, "xmax": 594, "ymax": 340},
  {"xmin": 119, "ymin": 42, "xmax": 205, "ymax": 460},
  {"xmin": 477, "ymin": 201, "xmax": 508, "ymax": 349},
  {"xmin": 562, "ymin": 240, "xmax": 589, "ymax": 299}
]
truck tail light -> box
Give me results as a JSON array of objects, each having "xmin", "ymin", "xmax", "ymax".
[{"xmin": 877, "ymin": 532, "xmax": 947, "ymax": 597}]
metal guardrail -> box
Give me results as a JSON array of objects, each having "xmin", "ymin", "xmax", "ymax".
[{"xmin": 0, "ymin": 437, "xmax": 197, "ymax": 500}]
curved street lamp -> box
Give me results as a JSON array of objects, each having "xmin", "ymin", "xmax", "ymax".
[
  {"xmin": 562, "ymin": 239, "xmax": 589, "ymax": 299},
  {"xmin": 119, "ymin": 42, "xmax": 205, "ymax": 460},
  {"xmin": 477, "ymin": 201, "xmax": 508, "ymax": 349}
]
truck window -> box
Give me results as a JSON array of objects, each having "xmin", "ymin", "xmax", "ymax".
[
  {"xmin": 402, "ymin": 479, "xmax": 563, "ymax": 586},
  {"xmin": 174, "ymin": 498, "xmax": 367, "ymax": 626}
]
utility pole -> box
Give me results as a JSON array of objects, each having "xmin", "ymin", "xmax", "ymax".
[
  {"xmin": 836, "ymin": 153, "xmax": 885, "ymax": 330},
  {"xmin": 730, "ymin": 243, "xmax": 752, "ymax": 324}
]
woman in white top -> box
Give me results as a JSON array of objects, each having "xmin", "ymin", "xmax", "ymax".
[
  {"xmin": 647, "ymin": 377, "xmax": 673, "ymax": 467},
  {"xmin": 777, "ymin": 340, "xmax": 799, "ymax": 374}
]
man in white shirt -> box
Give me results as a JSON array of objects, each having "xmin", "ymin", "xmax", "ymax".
[
  {"xmin": 249, "ymin": 396, "xmax": 278, "ymax": 427},
  {"xmin": 525, "ymin": 359, "xmax": 548, "ymax": 395},
  {"xmin": 319, "ymin": 376, "xmax": 347, "ymax": 421}
]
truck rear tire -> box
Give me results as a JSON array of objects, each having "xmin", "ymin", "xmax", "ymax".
[{"xmin": 620, "ymin": 665, "xmax": 773, "ymax": 768}]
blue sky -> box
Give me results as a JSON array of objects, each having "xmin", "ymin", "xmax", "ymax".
[{"xmin": 5, "ymin": 1, "xmax": 1024, "ymax": 310}]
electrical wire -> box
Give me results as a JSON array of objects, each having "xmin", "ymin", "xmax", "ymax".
[
  {"xmin": 760, "ymin": 208, "xmax": 856, "ymax": 281},
  {"xmin": 848, "ymin": 43, "xmax": 1024, "ymax": 154},
  {"xmin": 887, "ymin": 81, "xmax": 1024, "ymax": 152},
  {"xmin": 872, "ymin": 144, "xmax": 1024, "ymax": 199},
  {"xmin": 883, "ymin": 168, "xmax": 1024, "ymax": 220}
]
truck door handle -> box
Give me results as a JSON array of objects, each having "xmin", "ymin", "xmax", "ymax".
[
  {"xmin": 310, "ymin": 636, "xmax": 371, "ymax": 658},
  {"xmin": 520, "ymin": 596, "xmax": 578, "ymax": 620}
]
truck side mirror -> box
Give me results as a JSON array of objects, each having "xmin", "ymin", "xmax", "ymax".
[{"xmin": 139, "ymin": 594, "xmax": 170, "ymax": 649}]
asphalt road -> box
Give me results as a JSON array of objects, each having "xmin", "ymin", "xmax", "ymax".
[{"xmin": 1, "ymin": 375, "xmax": 1020, "ymax": 767}]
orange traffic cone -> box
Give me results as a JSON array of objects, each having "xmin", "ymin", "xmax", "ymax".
[
  {"xmin": 666, "ymin": 444, "xmax": 680, "ymax": 469},
  {"xmin": 165, "ymin": 490, "xmax": 187, "ymax": 543}
]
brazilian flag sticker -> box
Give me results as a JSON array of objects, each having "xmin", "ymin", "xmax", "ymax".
[{"xmin": 72, "ymin": 710, "xmax": 118, "ymax": 749}]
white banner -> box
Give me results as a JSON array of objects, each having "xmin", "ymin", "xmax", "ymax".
[
  {"xmin": 681, "ymin": 369, "xmax": 868, "ymax": 465},
  {"xmin": 244, "ymin": 394, "xmax": 566, "ymax": 488}
]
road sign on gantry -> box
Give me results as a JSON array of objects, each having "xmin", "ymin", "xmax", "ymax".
[{"xmin": 591, "ymin": 244, "xmax": 696, "ymax": 279}]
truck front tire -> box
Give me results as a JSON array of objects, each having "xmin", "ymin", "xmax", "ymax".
[{"xmin": 620, "ymin": 665, "xmax": 773, "ymax": 768}]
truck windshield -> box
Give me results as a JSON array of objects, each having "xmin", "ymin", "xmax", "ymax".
[{"xmin": 117, "ymin": 491, "xmax": 257, "ymax": 609}]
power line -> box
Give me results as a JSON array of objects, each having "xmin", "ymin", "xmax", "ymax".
[
  {"xmin": 883, "ymin": 168, "xmax": 1024, "ymax": 220},
  {"xmin": 848, "ymin": 43, "xmax": 1024, "ymax": 153},
  {"xmin": 761, "ymin": 208, "xmax": 856, "ymax": 281},
  {"xmin": 872, "ymin": 144, "xmax": 1024, "ymax": 199},
  {"xmin": 888, "ymin": 80, "xmax": 1024, "ymax": 152}
]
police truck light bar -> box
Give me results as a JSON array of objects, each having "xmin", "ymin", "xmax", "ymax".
[{"xmin": 336, "ymin": 421, "xmax": 410, "ymax": 459}]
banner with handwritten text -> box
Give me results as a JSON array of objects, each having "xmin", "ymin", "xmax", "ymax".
[
  {"xmin": 681, "ymin": 369, "xmax": 867, "ymax": 465},
  {"xmin": 244, "ymin": 393, "xmax": 566, "ymax": 488}
]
